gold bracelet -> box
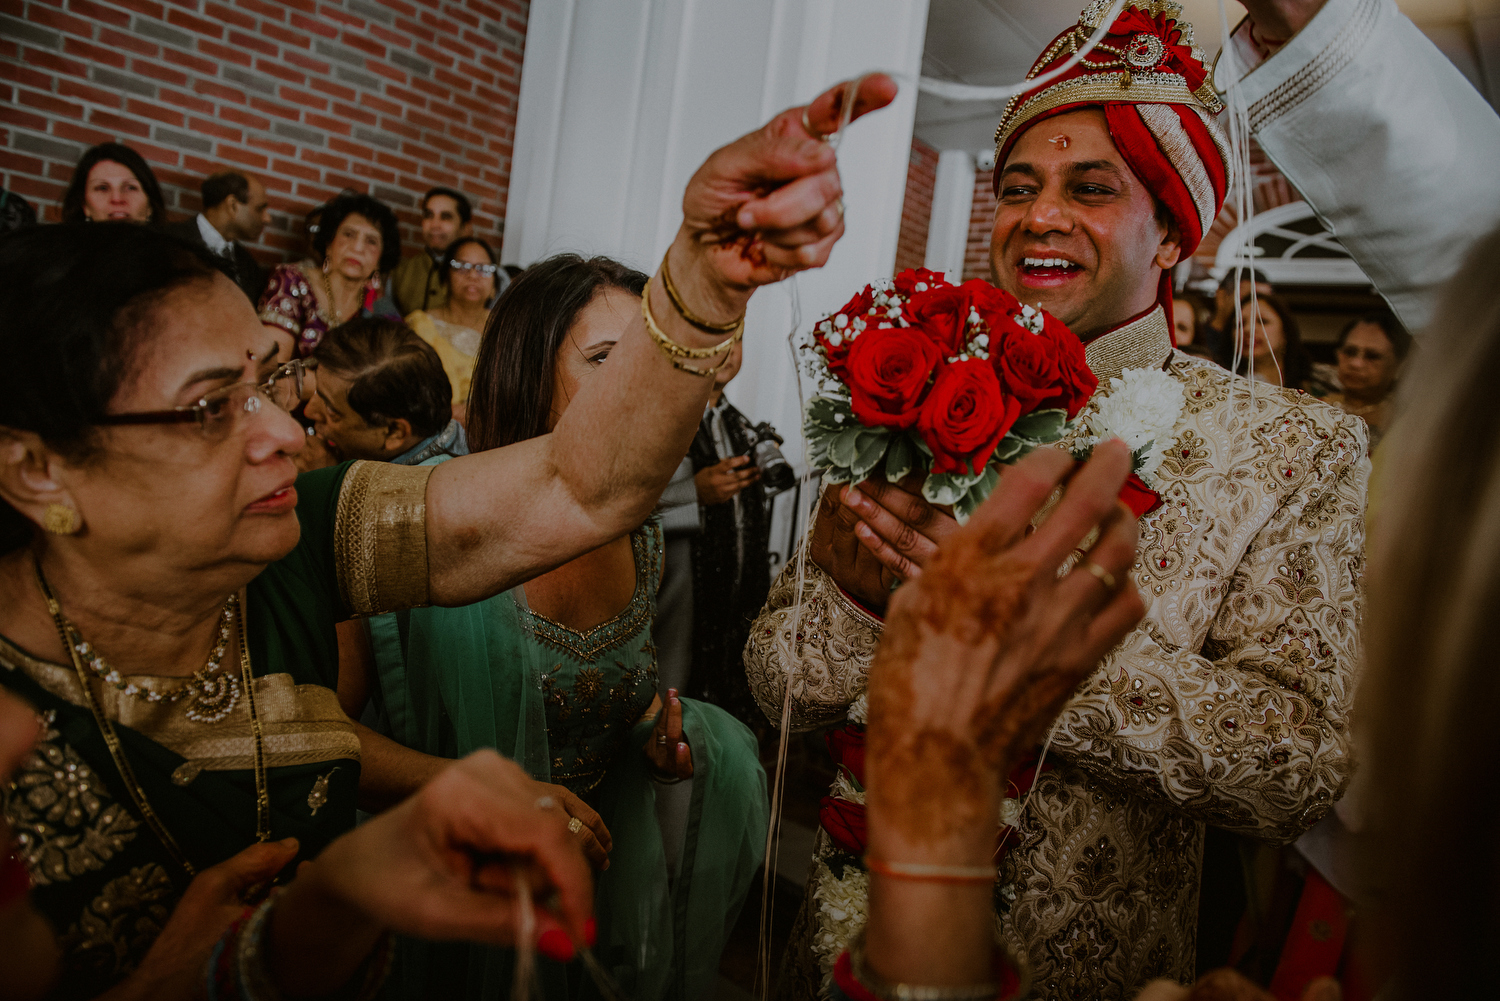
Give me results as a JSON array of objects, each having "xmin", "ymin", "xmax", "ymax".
[
  {"xmin": 642, "ymin": 278, "xmax": 741, "ymax": 358},
  {"xmin": 668, "ymin": 343, "xmax": 739, "ymax": 380},
  {"xmin": 641, "ymin": 285, "xmax": 743, "ymax": 380},
  {"xmin": 660, "ymin": 249, "xmax": 745, "ymax": 334}
]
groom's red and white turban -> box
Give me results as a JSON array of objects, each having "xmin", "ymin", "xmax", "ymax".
[{"xmin": 993, "ymin": 0, "xmax": 1230, "ymax": 259}]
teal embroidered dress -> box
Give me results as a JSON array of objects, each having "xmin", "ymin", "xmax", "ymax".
[{"xmin": 367, "ymin": 515, "xmax": 768, "ymax": 1001}]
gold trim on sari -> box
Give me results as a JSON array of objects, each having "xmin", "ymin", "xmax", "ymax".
[
  {"xmin": 335, "ymin": 460, "xmax": 434, "ymax": 616},
  {"xmin": 0, "ymin": 637, "xmax": 360, "ymax": 785}
]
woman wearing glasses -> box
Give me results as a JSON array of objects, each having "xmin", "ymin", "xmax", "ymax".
[
  {"xmin": 1325, "ymin": 312, "xmax": 1411, "ymax": 449},
  {"xmin": 405, "ymin": 237, "xmax": 505, "ymax": 421},
  {"xmin": 0, "ymin": 73, "xmax": 889, "ymax": 1000}
]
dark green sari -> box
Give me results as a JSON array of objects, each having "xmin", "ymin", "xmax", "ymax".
[{"xmin": 1, "ymin": 459, "xmax": 433, "ymax": 999}]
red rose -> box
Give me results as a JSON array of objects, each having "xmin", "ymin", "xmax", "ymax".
[
  {"xmin": 825, "ymin": 725, "xmax": 866, "ymax": 785},
  {"xmin": 893, "ymin": 267, "xmax": 952, "ymax": 297},
  {"xmin": 993, "ymin": 325, "xmax": 1062, "ymax": 412},
  {"xmin": 819, "ymin": 796, "xmax": 868, "ymax": 855},
  {"xmin": 917, "ymin": 359, "xmax": 1020, "ymax": 475},
  {"xmin": 1047, "ymin": 311, "xmax": 1098, "ymax": 419},
  {"xmin": 905, "ymin": 279, "xmax": 1017, "ymax": 355},
  {"xmin": 992, "ymin": 309, "xmax": 1097, "ymax": 418},
  {"xmin": 844, "ymin": 325, "xmax": 943, "ymax": 429},
  {"xmin": 1118, "ymin": 474, "xmax": 1162, "ymax": 518}
]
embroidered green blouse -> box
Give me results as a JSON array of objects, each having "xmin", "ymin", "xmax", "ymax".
[{"xmin": 0, "ymin": 459, "xmax": 434, "ymax": 998}]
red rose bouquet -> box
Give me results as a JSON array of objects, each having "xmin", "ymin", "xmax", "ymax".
[{"xmin": 802, "ymin": 269, "xmax": 1097, "ymax": 519}]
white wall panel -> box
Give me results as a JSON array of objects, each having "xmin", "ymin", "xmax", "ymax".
[{"xmin": 505, "ymin": 0, "xmax": 931, "ymax": 472}]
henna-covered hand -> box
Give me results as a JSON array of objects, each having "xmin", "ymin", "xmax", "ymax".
[
  {"xmin": 666, "ymin": 76, "xmax": 898, "ymax": 324},
  {"xmin": 864, "ymin": 443, "xmax": 1146, "ymax": 856}
]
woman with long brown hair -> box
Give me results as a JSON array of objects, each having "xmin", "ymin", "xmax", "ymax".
[{"xmin": 360, "ymin": 254, "xmax": 769, "ymax": 1001}]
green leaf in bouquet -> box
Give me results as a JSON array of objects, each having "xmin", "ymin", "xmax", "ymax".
[
  {"xmin": 953, "ymin": 464, "xmax": 1001, "ymax": 523},
  {"xmin": 1011, "ymin": 408, "xmax": 1068, "ymax": 443},
  {"xmin": 804, "ymin": 395, "xmax": 851, "ymax": 435},
  {"xmin": 884, "ymin": 434, "xmax": 921, "ymax": 483},
  {"xmin": 850, "ymin": 429, "xmax": 889, "ymax": 481},
  {"xmin": 993, "ymin": 433, "xmax": 1025, "ymax": 463},
  {"xmin": 922, "ymin": 470, "xmax": 983, "ymax": 508},
  {"xmin": 828, "ymin": 427, "xmax": 865, "ymax": 470}
]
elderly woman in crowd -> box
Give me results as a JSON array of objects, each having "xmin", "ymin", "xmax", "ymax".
[
  {"xmin": 1323, "ymin": 313, "xmax": 1410, "ymax": 447},
  {"xmin": 405, "ymin": 237, "xmax": 505, "ymax": 420},
  {"xmin": 0, "ymin": 74, "xmax": 892, "ymax": 999},
  {"xmin": 60, "ymin": 143, "xmax": 167, "ymax": 226},
  {"xmin": 354, "ymin": 254, "xmax": 767, "ymax": 1001},
  {"xmin": 258, "ymin": 192, "xmax": 403, "ymax": 358}
]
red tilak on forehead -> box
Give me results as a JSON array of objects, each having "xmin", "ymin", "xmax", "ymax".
[{"xmin": 1048, "ymin": 135, "xmax": 1071, "ymax": 149}]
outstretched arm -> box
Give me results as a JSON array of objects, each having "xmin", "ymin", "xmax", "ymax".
[{"xmin": 423, "ymin": 78, "xmax": 897, "ymax": 606}]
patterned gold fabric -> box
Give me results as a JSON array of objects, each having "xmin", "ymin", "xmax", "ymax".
[
  {"xmin": 335, "ymin": 459, "xmax": 434, "ymax": 616},
  {"xmin": 746, "ymin": 327, "xmax": 1369, "ymax": 998}
]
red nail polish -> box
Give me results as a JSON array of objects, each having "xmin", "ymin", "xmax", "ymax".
[
  {"xmin": 585, "ymin": 917, "xmax": 598, "ymax": 947},
  {"xmin": 537, "ymin": 928, "xmax": 575, "ymax": 962}
]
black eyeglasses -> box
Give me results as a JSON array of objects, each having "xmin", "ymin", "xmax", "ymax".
[
  {"xmin": 97, "ymin": 358, "xmax": 318, "ymax": 440},
  {"xmin": 449, "ymin": 261, "xmax": 498, "ymax": 276}
]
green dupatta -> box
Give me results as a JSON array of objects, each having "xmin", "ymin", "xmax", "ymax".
[{"xmin": 367, "ymin": 525, "xmax": 767, "ymax": 1001}]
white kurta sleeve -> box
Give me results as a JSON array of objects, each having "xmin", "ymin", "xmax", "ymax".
[{"xmin": 1234, "ymin": 0, "xmax": 1500, "ymax": 335}]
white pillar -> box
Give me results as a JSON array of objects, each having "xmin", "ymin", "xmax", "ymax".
[
  {"xmin": 504, "ymin": 0, "xmax": 931, "ymax": 474},
  {"xmin": 924, "ymin": 150, "xmax": 977, "ymax": 285}
]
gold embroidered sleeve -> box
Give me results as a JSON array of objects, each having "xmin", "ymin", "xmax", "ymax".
[
  {"xmin": 743, "ymin": 545, "xmax": 883, "ymax": 732},
  {"xmin": 334, "ymin": 460, "xmax": 434, "ymax": 616},
  {"xmin": 1050, "ymin": 413, "xmax": 1369, "ymax": 843}
]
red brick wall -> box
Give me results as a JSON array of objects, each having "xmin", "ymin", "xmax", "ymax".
[
  {"xmin": 0, "ymin": 0, "xmax": 528, "ymax": 265},
  {"xmin": 961, "ymin": 167, "xmax": 994, "ymax": 282},
  {"xmin": 893, "ymin": 135, "xmax": 937, "ymax": 275}
]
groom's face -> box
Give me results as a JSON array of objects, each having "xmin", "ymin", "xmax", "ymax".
[{"xmin": 989, "ymin": 108, "xmax": 1181, "ymax": 341}]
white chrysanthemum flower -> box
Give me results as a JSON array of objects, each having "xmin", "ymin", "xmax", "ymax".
[
  {"xmin": 846, "ymin": 692, "xmax": 868, "ymax": 724},
  {"xmin": 1091, "ymin": 368, "xmax": 1183, "ymax": 453}
]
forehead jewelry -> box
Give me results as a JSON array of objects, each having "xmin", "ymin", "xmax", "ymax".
[{"xmin": 1048, "ymin": 134, "xmax": 1071, "ymax": 148}]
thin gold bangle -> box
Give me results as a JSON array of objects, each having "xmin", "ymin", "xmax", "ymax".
[
  {"xmin": 642, "ymin": 277, "xmax": 741, "ymax": 358},
  {"xmin": 660, "ymin": 249, "xmax": 745, "ymax": 334},
  {"xmin": 641, "ymin": 284, "xmax": 743, "ymax": 378}
]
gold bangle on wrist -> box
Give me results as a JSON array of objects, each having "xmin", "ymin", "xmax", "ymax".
[
  {"xmin": 641, "ymin": 285, "xmax": 743, "ymax": 379},
  {"xmin": 643, "ymin": 277, "xmax": 742, "ymax": 359},
  {"xmin": 660, "ymin": 249, "xmax": 745, "ymax": 334}
]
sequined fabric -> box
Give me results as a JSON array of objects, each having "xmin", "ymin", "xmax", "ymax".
[{"xmin": 524, "ymin": 524, "xmax": 663, "ymax": 796}]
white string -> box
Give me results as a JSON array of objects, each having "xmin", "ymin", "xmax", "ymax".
[
  {"xmin": 912, "ymin": 0, "xmax": 1130, "ymax": 104},
  {"xmin": 755, "ymin": 72, "xmax": 867, "ymax": 998},
  {"xmin": 511, "ymin": 866, "xmax": 537, "ymax": 1001}
]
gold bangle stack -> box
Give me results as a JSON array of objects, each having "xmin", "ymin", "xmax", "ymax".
[
  {"xmin": 660, "ymin": 249, "xmax": 745, "ymax": 334},
  {"xmin": 641, "ymin": 278, "xmax": 743, "ymax": 379}
]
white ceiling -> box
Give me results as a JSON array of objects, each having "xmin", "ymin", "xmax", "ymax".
[{"xmin": 914, "ymin": 0, "xmax": 1494, "ymax": 153}]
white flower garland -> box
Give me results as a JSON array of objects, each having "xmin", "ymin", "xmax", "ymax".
[
  {"xmin": 810, "ymin": 858, "xmax": 869, "ymax": 984},
  {"xmin": 1079, "ymin": 366, "xmax": 1185, "ymax": 489}
]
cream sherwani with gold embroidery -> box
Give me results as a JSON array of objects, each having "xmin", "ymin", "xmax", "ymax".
[{"xmin": 747, "ymin": 308, "xmax": 1369, "ymax": 999}]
